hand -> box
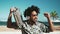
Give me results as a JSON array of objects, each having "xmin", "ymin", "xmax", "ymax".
[
  {"xmin": 44, "ymin": 12, "xmax": 50, "ymax": 18},
  {"xmin": 10, "ymin": 7, "xmax": 17, "ymax": 13}
]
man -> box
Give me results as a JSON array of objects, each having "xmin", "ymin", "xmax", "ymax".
[{"xmin": 7, "ymin": 5, "xmax": 54, "ymax": 34}]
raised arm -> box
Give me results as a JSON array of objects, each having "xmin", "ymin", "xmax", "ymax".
[
  {"xmin": 7, "ymin": 8, "xmax": 17, "ymax": 28},
  {"xmin": 7, "ymin": 8, "xmax": 13, "ymax": 28},
  {"xmin": 44, "ymin": 12, "xmax": 54, "ymax": 32},
  {"xmin": 13, "ymin": 7, "xmax": 24, "ymax": 28}
]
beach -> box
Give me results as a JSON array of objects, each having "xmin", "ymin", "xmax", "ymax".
[
  {"xmin": 0, "ymin": 26, "xmax": 60, "ymax": 31},
  {"xmin": 0, "ymin": 26, "xmax": 21, "ymax": 32},
  {"xmin": 54, "ymin": 25, "xmax": 60, "ymax": 31},
  {"xmin": 0, "ymin": 26, "xmax": 60, "ymax": 34}
]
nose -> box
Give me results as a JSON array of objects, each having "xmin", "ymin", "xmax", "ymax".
[{"xmin": 35, "ymin": 16, "xmax": 38, "ymax": 19}]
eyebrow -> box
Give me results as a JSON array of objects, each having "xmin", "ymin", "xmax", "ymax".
[{"xmin": 32, "ymin": 14, "xmax": 38, "ymax": 16}]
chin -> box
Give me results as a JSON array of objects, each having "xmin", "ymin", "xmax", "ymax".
[{"xmin": 33, "ymin": 20, "xmax": 37, "ymax": 22}]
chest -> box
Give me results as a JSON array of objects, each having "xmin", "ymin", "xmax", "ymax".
[{"xmin": 23, "ymin": 23, "xmax": 43, "ymax": 34}]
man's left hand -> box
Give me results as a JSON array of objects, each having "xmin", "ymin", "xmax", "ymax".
[{"xmin": 44, "ymin": 12, "xmax": 50, "ymax": 19}]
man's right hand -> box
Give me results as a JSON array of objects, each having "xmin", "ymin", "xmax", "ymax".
[{"xmin": 10, "ymin": 7, "xmax": 17, "ymax": 13}]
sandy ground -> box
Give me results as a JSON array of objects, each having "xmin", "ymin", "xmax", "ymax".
[
  {"xmin": 0, "ymin": 26, "xmax": 22, "ymax": 34},
  {"xmin": 54, "ymin": 26, "xmax": 60, "ymax": 31},
  {"xmin": 0, "ymin": 26, "xmax": 21, "ymax": 32},
  {"xmin": 0, "ymin": 26, "xmax": 60, "ymax": 34},
  {"xmin": 0, "ymin": 26, "xmax": 60, "ymax": 31}
]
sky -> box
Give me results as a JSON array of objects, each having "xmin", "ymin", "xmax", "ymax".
[{"xmin": 0, "ymin": 0, "xmax": 60, "ymax": 22}]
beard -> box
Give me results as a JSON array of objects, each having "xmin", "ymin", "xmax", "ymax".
[
  {"xmin": 34, "ymin": 19, "xmax": 37, "ymax": 22},
  {"xmin": 29, "ymin": 17, "xmax": 37, "ymax": 24},
  {"xmin": 29, "ymin": 18, "xmax": 37, "ymax": 25},
  {"xmin": 33, "ymin": 19, "xmax": 37, "ymax": 22}
]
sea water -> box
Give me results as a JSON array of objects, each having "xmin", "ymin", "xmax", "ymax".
[{"xmin": 0, "ymin": 21, "xmax": 60, "ymax": 26}]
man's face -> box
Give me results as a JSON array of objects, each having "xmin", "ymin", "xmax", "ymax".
[{"xmin": 30, "ymin": 11, "xmax": 38, "ymax": 22}]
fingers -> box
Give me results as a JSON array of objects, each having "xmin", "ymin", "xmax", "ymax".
[
  {"xmin": 44, "ymin": 12, "xmax": 48, "ymax": 17},
  {"xmin": 44, "ymin": 12, "xmax": 50, "ymax": 18},
  {"xmin": 44, "ymin": 12, "xmax": 48, "ymax": 15},
  {"xmin": 10, "ymin": 7, "xmax": 17, "ymax": 13}
]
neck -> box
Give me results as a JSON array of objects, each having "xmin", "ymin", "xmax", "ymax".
[{"xmin": 28, "ymin": 19, "xmax": 36, "ymax": 25}]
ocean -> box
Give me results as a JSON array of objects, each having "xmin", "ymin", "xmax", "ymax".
[
  {"xmin": 0, "ymin": 21, "xmax": 60, "ymax": 26},
  {"xmin": 0, "ymin": 21, "xmax": 7, "ymax": 26}
]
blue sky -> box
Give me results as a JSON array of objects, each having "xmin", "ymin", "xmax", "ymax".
[{"xmin": 0, "ymin": 0, "xmax": 60, "ymax": 22}]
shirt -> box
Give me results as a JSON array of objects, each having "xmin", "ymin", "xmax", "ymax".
[{"xmin": 18, "ymin": 20, "xmax": 50, "ymax": 34}]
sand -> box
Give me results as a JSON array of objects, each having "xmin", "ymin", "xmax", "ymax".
[
  {"xmin": 0, "ymin": 26, "xmax": 60, "ymax": 34},
  {"xmin": 54, "ymin": 25, "xmax": 60, "ymax": 31},
  {"xmin": 0, "ymin": 26, "xmax": 21, "ymax": 32},
  {"xmin": 0, "ymin": 26, "xmax": 60, "ymax": 31}
]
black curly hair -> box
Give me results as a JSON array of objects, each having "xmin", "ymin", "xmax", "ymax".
[{"xmin": 24, "ymin": 5, "xmax": 40, "ymax": 17}]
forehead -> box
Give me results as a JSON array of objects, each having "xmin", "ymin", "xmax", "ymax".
[{"xmin": 31, "ymin": 11, "xmax": 37, "ymax": 15}]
